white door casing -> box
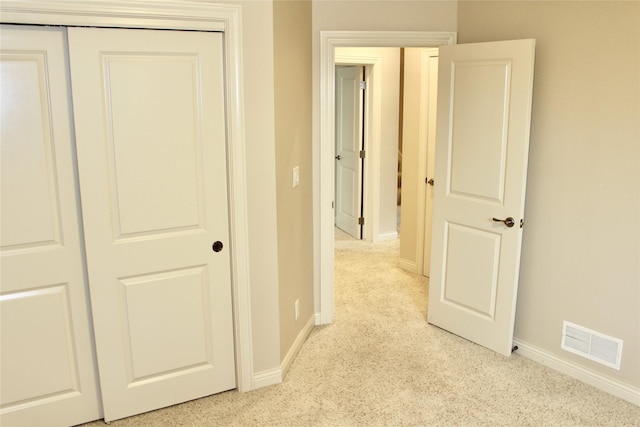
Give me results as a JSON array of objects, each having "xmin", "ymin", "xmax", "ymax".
[
  {"xmin": 0, "ymin": 25, "xmax": 102, "ymax": 426},
  {"xmin": 68, "ymin": 27, "xmax": 236, "ymax": 422},
  {"xmin": 427, "ymin": 39, "xmax": 536, "ymax": 356},
  {"xmin": 0, "ymin": 0, "xmax": 254, "ymax": 398},
  {"xmin": 335, "ymin": 66, "xmax": 364, "ymax": 238}
]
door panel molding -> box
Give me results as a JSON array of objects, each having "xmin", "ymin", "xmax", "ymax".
[{"xmin": 0, "ymin": 0, "xmax": 254, "ymax": 393}]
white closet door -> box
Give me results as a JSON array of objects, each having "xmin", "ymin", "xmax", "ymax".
[
  {"xmin": 67, "ymin": 27, "xmax": 236, "ymax": 422},
  {"xmin": 0, "ymin": 25, "xmax": 102, "ymax": 426}
]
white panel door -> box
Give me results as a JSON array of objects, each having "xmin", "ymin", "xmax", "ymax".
[
  {"xmin": 335, "ymin": 66, "xmax": 364, "ymax": 238},
  {"xmin": 0, "ymin": 25, "xmax": 102, "ymax": 426},
  {"xmin": 67, "ymin": 27, "xmax": 235, "ymax": 422},
  {"xmin": 428, "ymin": 40, "xmax": 535, "ymax": 356},
  {"xmin": 422, "ymin": 51, "xmax": 438, "ymax": 278}
]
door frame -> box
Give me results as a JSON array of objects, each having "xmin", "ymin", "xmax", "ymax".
[
  {"xmin": 316, "ymin": 31, "xmax": 457, "ymax": 324},
  {"xmin": 0, "ymin": 0, "xmax": 254, "ymax": 392}
]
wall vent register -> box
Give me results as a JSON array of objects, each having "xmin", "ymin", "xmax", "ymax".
[{"xmin": 561, "ymin": 321, "xmax": 623, "ymax": 370}]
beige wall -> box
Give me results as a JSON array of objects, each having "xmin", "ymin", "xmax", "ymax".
[
  {"xmin": 399, "ymin": 48, "xmax": 422, "ymax": 271},
  {"xmin": 273, "ymin": 0, "xmax": 315, "ymax": 362},
  {"xmin": 458, "ymin": 1, "xmax": 640, "ymax": 388},
  {"xmin": 224, "ymin": 0, "xmax": 281, "ymax": 374}
]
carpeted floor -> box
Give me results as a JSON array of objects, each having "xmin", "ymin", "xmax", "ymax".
[{"xmin": 80, "ymin": 231, "xmax": 640, "ymax": 426}]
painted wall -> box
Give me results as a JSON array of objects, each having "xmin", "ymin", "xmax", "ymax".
[
  {"xmin": 273, "ymin": 0, "xmax": 315, "ymax": 363},
  {"xmin": 399, "ymin": 48, "xmax": 422, "ymax": 271},
  {"xmin": 311, "ymin": 0, "xmax": 458, "ymax": 312},
  {"xmin": 458, "ymin": 1, "xmax": 640, "ymax": 389},
  {"xmin": 335, "ymin": 47, "xmax": 400, "ymax": 242}
]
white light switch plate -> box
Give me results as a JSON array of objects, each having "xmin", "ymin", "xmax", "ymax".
[{"xmin": 292, "ymin": 166, "xmax": 300, "ymax": 188}]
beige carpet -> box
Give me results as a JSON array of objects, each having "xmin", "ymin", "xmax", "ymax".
[{"xmin": 80, "ymin": 232, "xmax": 640, "ymax": 426}]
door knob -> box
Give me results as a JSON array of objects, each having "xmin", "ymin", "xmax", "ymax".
[
  {"xmin": 335, "ymin": 155, "xmax": 341, "ymax": 160},
  {"xmin": 212, "ymin": 241, "xmax": 224, "ymax": 252},
  {"xmin": 426, "ymin": 178, "xmax": 434, "ymax": 186},
  {"xmin": 492, "ymin": 217, "xmax": 515, "ymax": 228}
]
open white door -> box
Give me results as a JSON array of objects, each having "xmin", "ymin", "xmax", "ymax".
[
  {"xmin": 68, "ymin": 27, "xmax": 236, "ymax": 422},
  {"xmin": 335, "ymin": 66, "xmax": 364, "ymax": 238},
  {"xmin": 422, "ymin": 51, "xmax": 438, "ymax": 278},
  {"xmin": 0, "ymin": 25, "xmax": 102, "ymax": 426},
  {"xmin": 427, "ymin": 39, "xmax": 535, "ymax": 356}
]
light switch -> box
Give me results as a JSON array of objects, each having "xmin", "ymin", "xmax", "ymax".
[{"xmin": 292, "ymin": 166, "xmax": 300, "ymax": 188}]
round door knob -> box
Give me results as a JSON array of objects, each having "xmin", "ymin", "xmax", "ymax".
[{"xmin": 212, "ymin": 241, "xmax": 224, "ymax": 252}]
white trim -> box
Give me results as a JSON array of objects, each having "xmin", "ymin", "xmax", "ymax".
[
  {"xmin": 398, "ymin": 258, "xmax": 418, "ymax": 274},
  {"xmin": 281, "ymin": 315, "xmax": 316, "ymax": 378},
  {"xmin": 377, "ymin": 231, "xmax": 399, "ymax": 242},
  {"xmin": 513, "ymin": 339, "xmax": 640, "ymax": 406},
  {"xmin": 0, "ymin": 0, "xmax": 254, "ymax": 392},
  {"xmin": 252, "ymin": 368, "xmax": 282, "ymax": 390},
  {"xmin": 317, "ymin": 31, "xmax": 457, "ymax": 325}
]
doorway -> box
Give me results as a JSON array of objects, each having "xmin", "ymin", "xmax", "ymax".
[
  {"xmin": 316, "ymin": 31, "xmax": 457, "ymax": 325},
  {"xmin": 333, "ymin": 47, "xmax": 438, "ymax": 310},
  {"xmin": 334, "ymin": 47, "xmax": 401, "ymax": 243}
]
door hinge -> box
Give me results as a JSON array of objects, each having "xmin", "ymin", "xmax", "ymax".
[
  {"xmin": 520, "ymin": 218, "xmax": 524, "ymax": 228},
  {"xmin": 358, "ymin": 217, "xmax": 365, "ymax": 225},
  {"xmin": 359, "ymin": 150, "xmax": 366, "ymax": 159},
  {"xmin": 360, "ymin": 81, "xmax": 366, "ymax": 90}
]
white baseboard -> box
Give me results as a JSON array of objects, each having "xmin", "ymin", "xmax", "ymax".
[
  {"xmin": 281, "ymin": 314, "xmax": 316, "ymax": 378},
  {"xmin": 252, "ymin": 367, "xmax": 282, "ymax": 390},
  {"xmin": 513, "ymin": 339, "xmax": 640, "ymax": 406},
  {"xmin": 315, "ymin": 312, "xmax": 323, "ymax": 325},
  {"xmin": 398, "ymin": 258, "xmax": 418, "ymax": 274},
  {"xmin": 377, "ymin": 231, "xmax": 398, "ymax": 242}
]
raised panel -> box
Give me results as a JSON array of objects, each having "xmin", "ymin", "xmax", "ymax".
[
  {"xmin": 337, "ymin": 78, "xmax": 359, "ymax": 153},
  {"xmin": 103, "ymin": 55, "xmax": 205, "ymax": 240},
  {"xmin": 338, "ymin": 168, "xmax": 357, "ymax": 216},
  {"xmin": 448, "ymin": 60, "xmax": 511, "ymax": 203},
  {"xmin": 119, "ymin": 266, "xmax": 212, "ymax": 383},
  {"xmin": 0, "ymin": 53, "xmax": 62, "ymax": 252},
  {"xmin": 442, "ymin": 222, "xmax": 500, "ymax": 318},
  {"xmin": 0, "ymin": 285, "xmax": 79, "ymax": 408}
]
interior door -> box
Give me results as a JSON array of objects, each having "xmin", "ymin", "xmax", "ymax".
[
  {"xmin": 427, "ymin": 39, "xmax": 536, "ymax": 356},
  {"xmin": 422, "ymin": 51, "xmax": 438, "ymax": 278},
  {"xmin": 335, "ymin": 66, "xmax": 364, "ymax": 238},
  {"xmin": 67, "ymin": 27, "xmax": 236, "ymax": 422},
  {"xmin": 0, "ymin": 25, "xmax": 102, "ymax": 426}
]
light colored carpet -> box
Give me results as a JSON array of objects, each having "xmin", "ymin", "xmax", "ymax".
[{"xmin": 80, "ymin": 232, "xmax": 640, "ymax": 426}]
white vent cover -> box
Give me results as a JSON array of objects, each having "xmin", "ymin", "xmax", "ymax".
[{"xmin": 561, "ymin": 321, "xmax": 623, "ymax": 370}]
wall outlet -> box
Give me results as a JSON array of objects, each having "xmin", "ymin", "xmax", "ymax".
[
  {"xmin": 294, "ymin": 299, "xmax": 300, "ymax": 320},
  {"xmin": 292, "ymin": 166, "xmax": 300, "ymax": 188}
]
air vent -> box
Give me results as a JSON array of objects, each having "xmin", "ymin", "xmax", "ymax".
[{"xmin": 561, "ymin": 321, "xmax": 623, "ymax": 370}]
